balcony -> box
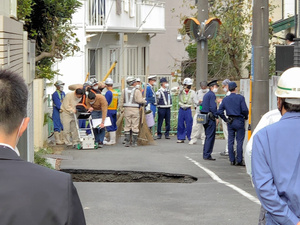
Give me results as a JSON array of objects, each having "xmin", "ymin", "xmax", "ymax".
[{"xmin": 86, "ymin": 0, "xmax": 165, "ymax": 33}]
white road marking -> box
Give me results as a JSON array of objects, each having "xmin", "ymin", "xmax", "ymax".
[{"xmin": 185, "ymin": 156, "xmax": 261, "ymax": 205}]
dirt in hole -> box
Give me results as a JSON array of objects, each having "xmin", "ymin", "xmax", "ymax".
[{"xmin": 61, "ymin": 169, "xmax": 198, "ymax": 183}]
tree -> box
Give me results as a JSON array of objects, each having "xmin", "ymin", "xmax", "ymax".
[
  {"xmin": 177, "ymin": 0, "xmax": 252, "ymax": 80},
  {"xmin": 17, "ymin": 0, "xmax": 82, "ymax": 79}
]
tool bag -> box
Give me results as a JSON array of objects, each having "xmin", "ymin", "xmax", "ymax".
[{"xmin": 197, "ymin": 113, "xmax": 208, "ymax": 125}]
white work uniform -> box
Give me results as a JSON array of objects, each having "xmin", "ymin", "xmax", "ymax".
[
  {"xmin": 220, "ymin": 91, "xmax": 231, "ymax": 152},
  {"xmin": 245, "ymin": 109, "xmax": 281, "ymax": 177},
  {"xmin": 189, "ymin": 89, "xmax": 208, "ymax": 144}
]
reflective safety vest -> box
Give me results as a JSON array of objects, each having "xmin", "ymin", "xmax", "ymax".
[
  {"xmin": 108, "ymin": 90, "xmax": 118, "ymax": 110},
  {"xmin": 123, "ymin": 87, "xmax": 139, "ymax": 108}
]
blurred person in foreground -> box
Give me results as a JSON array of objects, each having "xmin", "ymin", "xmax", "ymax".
[{"xmin": 0, "ymin": 70, "xmax": 86, "ymax": 224}]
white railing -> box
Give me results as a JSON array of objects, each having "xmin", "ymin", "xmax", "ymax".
[{"xmin": 87, "ymin": 0, "xmax": 165, "ymax": 32}]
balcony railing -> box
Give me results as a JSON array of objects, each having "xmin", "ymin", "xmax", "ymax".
[{"xmin": 87, "ymin": 0, "xmax": 165, "ymax": 33}]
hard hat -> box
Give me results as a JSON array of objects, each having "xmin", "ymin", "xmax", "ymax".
[
  {"xmin": 275, "ymin": 67, "xmax": 300, "ymax": 100},
  {"xmin": 136, "ymin": 78, "xmax": 141, "ymax": 82},
  {"xmin": 83, "ymin": 81, "xmax": 92, "ymax": 88},
  {"xmin": 89, "ymin": 78, "xmax": 98, "ymax": 86},
  {"xmin": 222, "ymin": 79, "xmax": 231, "ymax": 86},
  {"xmin": 148, "ymin": 75, "xmax": 157, "ymax": 81},
  {"xmin": 54, "ymin": 80, "xmax": 65, "ymax": 86},
  {"xmin": 126, "ymin": 77, "xmax": 137, "ymax": 86},
  {"xmin": 183, "ymin": 78, "xmax": 193, "ymax": 85},
  {"xmin": 105, "ymin": 78, "xmax": 113, "ymax": 85},
  {"xmin": 160, "ymin": 77, "xmax": 168, "ymax": 83}
]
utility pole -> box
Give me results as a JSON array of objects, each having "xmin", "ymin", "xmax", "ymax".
[
  {"xmin": 196, "ymin": 0, "xmax": 208, "ymax": 90},
  {"xmin": 251, "ymin": 0, "xmax": 269, "ymax": 130}
]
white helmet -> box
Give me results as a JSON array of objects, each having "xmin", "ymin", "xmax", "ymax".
[
  {"xmin": 183, "ymin": 78, "xmax": 193, "ymax": 85},
  {"xmin": 136, "ymin": 78, "xmax": 141, "ymax": 82},
  {"xmin": 126, "ymin": 77, "xmax": 136, "ymax": 86},
  {"xmin": 89, "ymin": 78, "xmax": 98, "ymax": 86},
  {"xmin": 275, "ymin": 67, "xmax": 300, "ymax": 102},
  {"xmin": 54, "ymin": 80, "xmax": 65, "ymax": 86},
  {"xmin": 105, "ymin": 78, "xmax": 113, "ymax": 85}
]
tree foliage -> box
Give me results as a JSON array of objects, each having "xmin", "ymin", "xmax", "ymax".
[
  {"xmin": 181, "ymin": 0, "xmax": 252, "ymax": 80},
  {"xmin": 17, "ymin": 0, "xmax": 82, "ymax": 79}
]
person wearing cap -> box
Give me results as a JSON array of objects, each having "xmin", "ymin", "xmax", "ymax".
[
  {"xmin": 146, "ymin": 75, "xmax": 157, "ymax": 118},
  {"xmin": 189, "ymin": 81, "xmax": 208, "ymax": 145},
  {"xmin": 177, "ymin": 77, "xmax": 196, "ymax": 143},
  {"xmin": 218, "ymin": 79, "xmax": 231, "ymax": 156},
  {"xmin": 61, "ymin": 88, "xmax": 84, "ymax": 146},
  {"xmin": 201, "ymin": 80, "xmax": 219, "ymax": 160},
  {"xmin": 104, "ymin": 78, "xmax": 118, "ymax": 145},
  {"xmin": 120, "ymin": 77, "xmax": 146, "ymax": 147},
  {"xmin": 217, "ymin": 81, "xmax": 248, "ymax": 166},
  {"xmin": 52, "ymin": 80, "xmax": 66, "ymax": 145},
  {"xmin": 285, "ymin": 32, "xmax": 295, "ymax": 45},
  {"xmin": 156, "ymin": 77, "xmax": 172, "ymax": 139},
  {"xmin": 252, "ymin": 67, "xmax": 300, "ymax": 225}
]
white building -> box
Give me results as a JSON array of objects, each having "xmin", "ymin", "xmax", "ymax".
[{"xmin": 51, "ymin": 0, "xmax": 165, "ymax": 93}]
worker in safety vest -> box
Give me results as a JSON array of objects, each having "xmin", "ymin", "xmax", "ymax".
[
  {"xmin": 120, "ymin": 77, "xmax": 146, "ymax": 147},
  {"xmin": 52, "ymin": 80, "xmax": 66, "ymax": 145},
  {"xmin": 104, "ymin": 78, "xmax": 118, "ymax": 145},
  {"xmin": 89, "ymin": 78, "xmax": 106, "ymax": 94}
]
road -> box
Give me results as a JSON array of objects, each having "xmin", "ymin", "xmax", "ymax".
[{"xmin": 60, "ymin": 137, "xmax": 260, "ymax": 225}]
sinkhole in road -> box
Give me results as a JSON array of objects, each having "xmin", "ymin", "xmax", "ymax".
[{"xmin": 61, "ymin": 169, "xmax": 198, "ymax": 183}]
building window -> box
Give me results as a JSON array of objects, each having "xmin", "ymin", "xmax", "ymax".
[
  {"xmin": 109, "ymin": 48, "xmax": 120, "ymax": 83},
  {"xmin": 88, "ymin": 49, "xmax": 96, "ymax": 76},
  {"xmin": 127, "ymin": 47, "xmax": 138, "ymax": 77}
]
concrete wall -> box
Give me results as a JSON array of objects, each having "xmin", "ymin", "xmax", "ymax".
[
  {"xmin": 34, "ymin": 79, "xmax": 48, "ymax": 148},
  {"xmin": 149, "ymin": 0, "xmax": 195, "ymax": 76}
]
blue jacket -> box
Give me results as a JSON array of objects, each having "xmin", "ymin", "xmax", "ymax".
[
  {"xmin": 52, "ymin": 90, "xmax": 65, "ymax": 110},
  {"xmin": 217, "ymin": 93, "xmax": 248, "ymax": 121},
  {"xmin": 201, "ymin": 90, "xmax": 217, "ymax": 117},
  {"xmin": 146, "ymin": 84, "xmax": 156, "ymax": 105},
  {"xmin": 252, "ymin": 112, "xmax": 300, "ymax": 225},
  {"xmin": 105, "ymin": 90, "xmax": 113, "ymax": 106}
]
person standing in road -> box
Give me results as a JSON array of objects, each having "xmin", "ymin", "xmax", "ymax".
[
  {"xmin": 177, "ymin": 78, "xmax": 196, "ymax": 143},
  {"xmin": 86, "ymin": 92, "xmax": 108, "ymax": 148},
  {"xmin": 201, "ymin": 80, "xmax": 219, "ymax": 160},
  {"xmin": 217, "ymin": 82, "xmax": 248, "ymax": 166},
  {"xmin": 104, "ymin": 78, "xmax": 118, "ymax": 145},
  {"xmin": 0, "ymin": 70, "xmax": 86, "ymax": 224},
  {"xmin": 219, "ymin": 79, "xmax": 231, "ymax": 156},
  {"xmin": 146, "ymin": 75, "xmax": 157, "ymax": 118},
  {"xmin": 252, "ymin": 67, "xmax": 300, "ymax": 225},
  {"xmin": 61, "ymin": 88, "xmax": 84, "ymax": 146},
  {"xmin": 120, "ymin": 77, "xmax": 146, "ymax": 147},
  {"xmin": 156, "ymin": 77, "xmax": 172, "ymax": 139},
  {"xmin": 189, "ymin": 81, "xmax": 208, "ymax": 145},
  {"xmin": 52, "ymin": 80, "xmax": 65, "ymax": 145}
]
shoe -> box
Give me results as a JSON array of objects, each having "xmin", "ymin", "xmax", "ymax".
[
  {"xmin": 236, "ymin": 161, "xmax": 245, "ymax": 166},
  {"xmin": 98, "ymin": 142, "xmax": 103, "ymax": 148},
  {"xmin": 165, "ymin": 135, "xmax": 170, "ymax": 139},
  {"xmin": 203, "ymin": 157, "xmax": 216, "ymax": 161},
  {"xmin": 230, "ymin": 161, "xmax": 236, "ymax": 166},
  {"xmin": 177, "ymin": 140, "xmax": 184, "ymax": 143},
  {"xmin": 189, "ymin": 140, "xmax": 195, "ymax": 145},
  {"xmin": 220, "ymin": 151, "xmax": 229, "ymax": 156},
  {"xmin": 157, "ymin": 135, "xmax": 162, "ymax": 139}
]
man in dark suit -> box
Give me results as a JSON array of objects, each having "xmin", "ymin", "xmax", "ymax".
[{"xmin": 0, "ymin": 70, "xmax": 86, "ymax": 225}]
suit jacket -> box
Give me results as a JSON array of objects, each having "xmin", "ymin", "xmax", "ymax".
[{"xmin": 0, "ymin": 146, "xmax": 86, "ymax": 225}]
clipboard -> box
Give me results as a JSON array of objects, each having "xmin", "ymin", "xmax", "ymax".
[{"xmin": 92, "ymin": 117, "xmax": 112, "ymax": 128}]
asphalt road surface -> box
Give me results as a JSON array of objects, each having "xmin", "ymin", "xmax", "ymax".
[{"xmin": 61, "ymin": 137, "xmax": 260, "ymax": 225}]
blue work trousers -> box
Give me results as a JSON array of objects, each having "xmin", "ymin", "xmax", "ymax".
[
  {"xmin": 177, "ymin": 108, "xmax": 193, "ymax": 140},
  {"xmin": 91, "ymin": 111, "xmax": 105, "ymax": 143},
  {"xmin": 227, "ymin": 118, "xmax": 245, "ymax": 163},
  {"xmin": 53, "ymin": 108, "xmax": 63, "ymax": 132},
  {"xmin": 150, "ymin": 103, "xmax": 156, "ymax": 118},
  {"xmin": 106, "ymin": 110, "xmax": 117, "ymax": 132},
  {"xmin": 203, "ymin": 119, "xmax": 216, "ymax": 159},
  {"xmin": 157, "ymin": 107, "xmax": 171, "ymax": 136}
]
